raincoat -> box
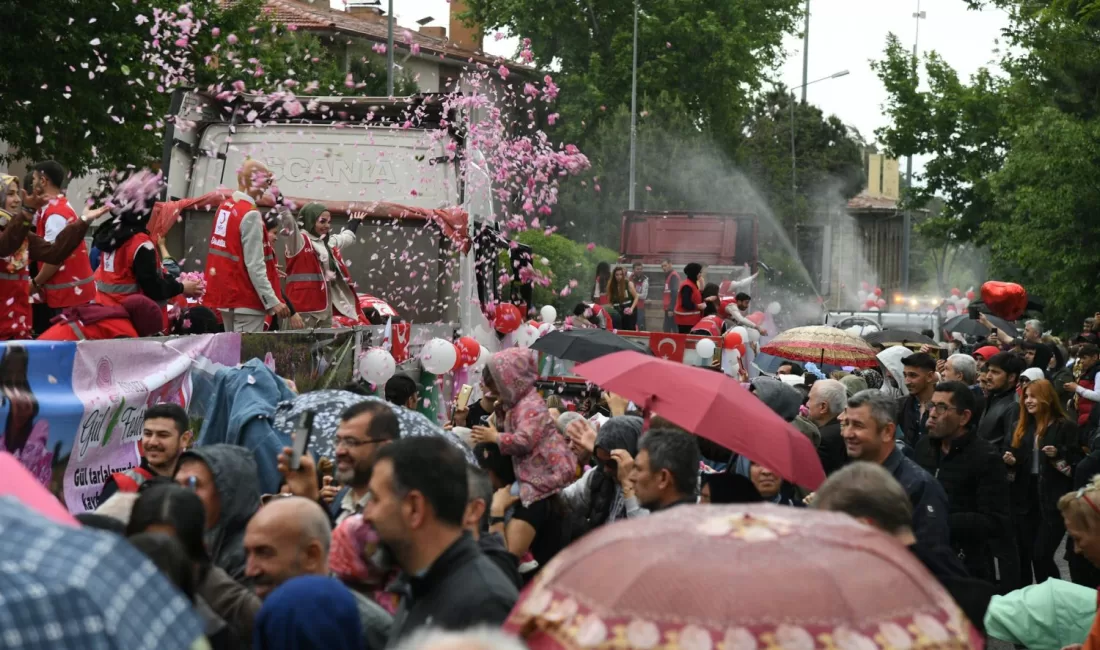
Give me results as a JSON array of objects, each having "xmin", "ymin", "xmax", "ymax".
[
  {"xmin": 984, "ymin": 579, "xmax": 1095, "ymax": 650},
  {"xmin": 179, "ymin": 444, "xmax": 262, "ymax": 581},
  {"xmin": 487, "ymin": 348, "xmax": 577, "ymax": 506}
]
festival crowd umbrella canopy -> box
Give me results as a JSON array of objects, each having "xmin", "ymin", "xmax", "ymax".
[
  {"xmin": 761, "ymin": 325, "xmax": 880, "ymax": 368},
  {"xmin": 863, "ymin": 329, "xmax": 939, "ymax": 349},
  {"xmin": 943, "ymin": 314, "xmax": 1019, "ymax": 339},
  {"xmin": 506, "ymin": 504, "xmax": 981, "ymax": 650},
  {"xmin": 531, "ymin": 328, "xmax": 653, "ymax": 364},
  {"xmin": 573, "ymin": 351, "xmax": 825, "ymax": 490}
]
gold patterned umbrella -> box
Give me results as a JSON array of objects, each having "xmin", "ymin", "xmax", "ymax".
[{"xmin": 761, "ymin": 325, "xmax": 880, "ymax": 368}]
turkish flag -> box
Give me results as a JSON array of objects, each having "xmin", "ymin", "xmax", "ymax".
[
  {"xmin": 649, "ymin": 333, "xmax": 687, "ymax": 363},
  {"xmin": 391, "ymin": 323, "xmax": 411, "ymax": 364}
]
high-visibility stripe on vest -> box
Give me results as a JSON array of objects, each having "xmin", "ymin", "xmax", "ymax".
[
  {"xmin": 673, "ymin": 279, "xmax": 703, "ymax": 328},
  {"xmin": 691, "ymin": 315, "xmax": 723, "ymax": 337},
  {"xmin": 203, "ymin": 195, "xmax": 265, "ymax": 311},
  {"xmin": 284, "ymin": 234, "xmax": 329, "ymax": 314},
  {"xmin": 35, "ymin": 197, "xmax": 94, "ymax": 308},
  {"xmin": 95, "ymin": 233, "xmax": 153, "ymax": 306}
]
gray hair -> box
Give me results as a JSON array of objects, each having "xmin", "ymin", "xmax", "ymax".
[
  {"xmin": 813, "ymin": 379, "xmax": 848, "ymax": 416},
  {"xmin": 846, "ymin": 389, "xmax": 897, "ymax": 427},
  {"xmin": 393, "ymin": 627, "xmax": 528, "ymax": 650},
  {"xmin": 465, "ymin": 465, "xmax": 494, "ymax": 533},
  {"xmin": 556, "ymin": 411, "xmax": 585, "ymax": 435},
  {"xmin": 813, "ymin": 462, "xmax": 913, "ymax": 534},
  {"xmin": 946, "ymin": 353, "xmax": 978, "ymax": 384},
  {"xmin": 1026, "ymin": 319, "xmax": 1043, "ymax": 334}
]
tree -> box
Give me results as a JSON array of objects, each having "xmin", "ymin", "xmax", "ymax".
[{"xmin": 0, "ymin": 0, "xmax": 416, "ymax": 175}]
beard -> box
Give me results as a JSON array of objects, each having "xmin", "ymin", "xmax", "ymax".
[{"xmin": 336, "ymin": 457, "xmax": 373, "ymax": 488}]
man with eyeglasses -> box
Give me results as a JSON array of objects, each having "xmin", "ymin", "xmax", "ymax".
[
  {"xmin": 915, "ymin": 381, "xmax": 1016, "ymax": 587},
  {"xmin": 328, "ymin": 401, "xmax": 402, "ymax": 525}
]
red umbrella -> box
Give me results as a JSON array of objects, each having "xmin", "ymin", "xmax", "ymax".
[
  {"xmin": 506, "ymin": 504, "xmax": 981, "ymax": 650},
  {"xmin": 573, "ymin": 351, "xmax": 825, "ymax": 490}
]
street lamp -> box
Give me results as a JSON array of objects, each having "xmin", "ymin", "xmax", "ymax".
[
  {"xmin": 628, "ymin": 0, "xmax": 640, "ymax": 210},
  {"xmin": 901, "ymin": 1, "xmax": 926, "ymax": 291},
  {"xmin": 788, "ymin": 70, "xmax": 849, "ymax": 211}
]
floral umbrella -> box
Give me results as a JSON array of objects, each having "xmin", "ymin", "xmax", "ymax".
[
  {"xmin": 761, "ymin": 325, "xmax": 880, "ymax": 368},
  {"xmin": 506, "ymin": 504, "xmax": 981, "ymax": 650}
]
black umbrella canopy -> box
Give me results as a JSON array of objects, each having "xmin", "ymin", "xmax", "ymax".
[
  {"xmin": 863, "ymin": 329, "xmax": 938, "ymax": 348},
  {"xmin": 531, "ymin": 328, "xmax": 654, "ymax": 363},
  {"xmin": 943, "ymin": 313, "xmax": 1019, "ymax": 339}
]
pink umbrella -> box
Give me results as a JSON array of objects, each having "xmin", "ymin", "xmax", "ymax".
[
  {"xmin": 573, "ymin": 351, "xmax": 825, "ymax": 490},
  {"xmin": 0, "ymin": 452, "xmax": 76, "ymax": 527}
]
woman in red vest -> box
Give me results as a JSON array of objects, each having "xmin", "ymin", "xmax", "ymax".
[
  {"xmin": 674, "ymin": 262, "xmax": 714, "ymax": 333},
  {"xmin": 283, "ymin": 202, "xmax": 368, "ymax": 328},
  {"xmin": 690, "ymin": 283, "xmax": 726, "ymax": 336},
  {"xmin": 93, "ymin": 171, "xmax": 201, "ymax": 325}
]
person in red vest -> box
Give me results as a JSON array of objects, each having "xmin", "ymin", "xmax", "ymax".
[
  {"xmin": 38, "ymin": 294, "xmax": 166, "ymax": 341},
  {"xmin": 29, "ymin": 161, "xmax": 96, "ymax": 335},
  {"xmin": 572, "ymin": 302, "xmax": 610, "ymax": 329},
  {"xmin": 0, "ymin": 174, "xmax": 105, "ymax": 340},
  {"xmin": 691, "ymin": 284, "xmax": 726, "ymax": 336},
  {"xmin": 674, "ymin": 262, "xmax": 714, "ymax": 334},
  {"xmin": 203, "ymin": 159, "xmax": 288, "ymax": 332},
  {"xmin": 661, "ymin": 259, "xmax": 680, "ymax": 333},
  {"xmin": 261, "ymin": 211, "xmax": 304, "ymax": 331},
  {"xmin": 282, "ymin": 202, "xmax": 367, "ymax": 328},
  {"xmin": 97, "ymin": 402, "xmax": 193, "ymax": 505},
  {"xmin": 93, "ymin": 171, "xmax": 201, "ymax": 322}
]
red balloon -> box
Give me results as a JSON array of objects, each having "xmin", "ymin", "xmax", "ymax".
[
  {"xmin": 746, "ymin": 311, "xmax": 765, "ymax": 326},
  {"xmin": 873, "ymin": 287, "xmax": 883, "ymax": 297},
  {"xmin": 453, "ymin": 336, "xmax": 481, "ymax": 370},
  {"xmin": 736, "ymin": 344, "xmax": 746, "ymax": 356},
  {"xmin": 865, "ymin": 299, "xmax": 876, "ymax": 309},
  {"xmin": 723, "ymin": 330, "xmax": 743, "ymax": 350},
  {"xmin": 494, "ymin": 303, "xmax": 523, "ymax": 334},
  {"xmin": 966, "ymin": 290, "xmax": 975, "ymax": 301},
  {"xmin": 981, "ymin": 281, "xmax": 1028, "ymax": 321},
  {"xmin": 950, "ymin": 288, "xmax": 961, "ymax": 297},
  {"xmin": 876, "ymin": 298, "xmax": 886, "ymax": 308}
]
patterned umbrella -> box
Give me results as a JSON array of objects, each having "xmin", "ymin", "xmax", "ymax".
[
  {"xmin": 506, "ymin": 504, "xmax": 981, "ymax": 650},
  {"xmin": 761, "ymin": 325, "xmax": 880, "ymax": 368},
  {"xmin": 0, "ymin": 497, "xmax": 205, "ymax": 650},
  {"xmin": 273, "ymin": 390, "xmax": 476, "ymax": 464}
]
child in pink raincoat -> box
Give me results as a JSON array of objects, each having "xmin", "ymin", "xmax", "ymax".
[{"xmin": 470, "ymin": 348, "xmax": 577, "ymax": 507}]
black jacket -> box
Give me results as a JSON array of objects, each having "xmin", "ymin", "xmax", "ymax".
[
  {"xmin": 882, "ymin": 447, "xmax": 951, "ymax": 551},
  {"xmin": 816, "ymin": 416, "xmax": 848, "ymax": 476},
  {"xmin": 913, "ymin": 430, "xmax": 1012, "ymax": 578},
  {"xmin": 386, "ymin": 532, "xmax": 518, "ymax": 648},
  {"xmin": 477, "ymin": 532, "xmax": 522, "ymax": 589},
  {"xmin": 976, "ymin": 388, "xmax": 1018, "ymax": 447},
  {"xmin": 896, "ymin": 394, "xmax": 929, "ymax": 447},
  {"xmin": 1004, "ymin": 419, "xmax": 1080, "ymax": 513},
  {"xmin": 909, "ymin": 543, "xmax": 996, "ymax": 637}
]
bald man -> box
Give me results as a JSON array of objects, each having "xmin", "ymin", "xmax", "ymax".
[
  {"xmin": 203, "ymin": 159, "xmax": 288, "ymax": 332},
  {"xmin": 244, "ymin": 496, "xmax": 392, "ymax": 646}
]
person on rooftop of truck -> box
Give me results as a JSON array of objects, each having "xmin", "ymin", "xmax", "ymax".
[
  {"xmin": 282, "ymin": 203, "xmax": 370, "ymax": 329},
  {"xmin": 593, "ymin": 262, "xmax": 611, "ymax": 306},
  {"xmin": 674, "ymin": 263, "xmax": 716, "ymax": 334}
]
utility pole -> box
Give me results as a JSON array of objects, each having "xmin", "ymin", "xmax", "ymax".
[
  {"xmin": 901, "ymin": 0, "xmax": 925, "ymax": 291},
  {"xmin": 628, "ymin": 0, "xmax": 639, "ymax": 210},
  {"xmin": 800, "ymin": 0, "xmax": 811, "ymax": 102},
  {"xmin": 386, "ymin": 0, "xmax": 395, "ymax": 96}
]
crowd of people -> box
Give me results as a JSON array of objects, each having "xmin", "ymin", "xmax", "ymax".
[{"xmin": 14, "ymin": 303, "xmax": 1095, "ymax": 650}]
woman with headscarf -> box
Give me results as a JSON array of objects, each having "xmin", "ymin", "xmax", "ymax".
[
  {"xmin": 561, "ymin": 416, "xmax": 648, "ymax": 536},
  {"xmin": 254, "ymin": 576, "xmax": 362, "ymax": 650},
  {"xmin": 93, "ymin": 172, "xmax": 200, "ymax": 323},
  {"xmin": 0, "ymin": 175, "xmax": 103, "ymax": 339},
  {"xmin": 675, "ymin": 262, "xmax": 713, "ymax": 333},
  {"xmin": 282, "ymin": 203, "xmax": 368, "ymax": 328}
]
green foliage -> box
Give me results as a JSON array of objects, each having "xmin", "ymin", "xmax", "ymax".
[
  {"xmin": 872, "ymin": 1, "xmax": 1100, "ymax": 329},
  {"xmin": 0, "ymin": 0, "xmax": 417, "ymax": 175},
  {"xmin": 501, "ymin": 230, "xmax": 618, "ymax": 311}
]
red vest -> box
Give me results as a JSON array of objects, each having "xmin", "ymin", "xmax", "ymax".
[
  {"xmin": 591, "ymin": 303, "xmax": 609, "ymax": 329},
  {"xmin": 673, "ymin": 279, "xmax": 703, "ymax": 328},
  {"xmin": 204, "ymin": 196, "xmax": 265, "ymax": 311},
  {"xmin": 95, "ymin": 233, "xmax": 154, "ymax": 306},
  {"xmin": 36, "ymin": 197, "xmax": 94, "ymax": 308},
  {"xmin": 38, "ymin": 317, "xmax": 139, "ymax": 340},
  {"xmin": 720, "ymin": 296, "xmax": 738, "ymax": 317},
  {"xmin": 284, "ymin": 235, "xmax": 329, "ymax": 313},
  {"xmin": 110, "ymin": 467, "xmax": 155, "ymax": 493},
  {"xmin": 691, "ymin": 315, "xmax": 723, "ymax": 337},
  {"xmin": 0, "ymin": 254, "xmax": 32, "ymax": 341},
  {"xmin": 663, "ymin": 271, "xmax": 681, "ymax": 310}
]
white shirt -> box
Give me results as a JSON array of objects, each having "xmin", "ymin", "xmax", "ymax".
[{"xmin": 43, "ymin": 214, "xmax": 67, "ymax": 243}]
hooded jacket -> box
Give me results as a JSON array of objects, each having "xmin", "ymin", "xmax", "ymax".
[
  {"xmin": 565, "ymin": 416, "xmax": 646, "ymax": 534},
  {"xmin": 878, "ymin": 346, "xmax": 913, "ymax": 398},
  {"xmin": 488, "ymin": 348, "xmax": 577, "ymax": 506},
  {"xmin": 179, "ymin": 444, "xmax": 261, "ymax": 581}
]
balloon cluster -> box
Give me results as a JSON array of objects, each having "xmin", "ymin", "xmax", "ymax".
[
  {"xmin": 856, "ymin": 282, "xmax": 887, "ymax": 312},
  {"xmin": 943, "ymin": 287, "xmax": 976, "ymax": 319}
]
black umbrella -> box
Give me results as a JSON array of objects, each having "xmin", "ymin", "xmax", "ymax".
[
  {"xmin": 863, "ymin": 329, "xmax": 938, "ymax": 348},
  {"xmin": 531, "ymin": 328, "xmax": 654, "ymax": 363},
  {"xmin": 943, "ymin": 313, "xmax": 1019, "ymax": 339}
]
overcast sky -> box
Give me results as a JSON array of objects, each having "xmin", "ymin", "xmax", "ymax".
[{"xmin": 337, "ymin": 0, "xmax": 1008, "ymax": 161}]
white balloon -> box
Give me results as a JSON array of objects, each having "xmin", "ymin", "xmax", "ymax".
[
  {"xmin": 471, "ymin": 346, "xmax": 490, "ymax": 371},
  {"xmin": 359, "ymin": 347, "xmax": 396, "ymax": 385},
  {"xmin": 863, "ymin": 324, "xmax": 880, "ymax": 334},
  {"xmin": 538, "ymin": 322, "xmax": 554, "ymax": 336},
  {"xmin": 695, "ymin": 338, "xmax": 716, "ymax": 361},
  {"xmin": 857, "ymin": 290, "xmax": 868, "ymax": 302},
  {"xmin": 767, "ymin": 301, "xmax": 781, "ymax": 315},
  {"xmin": 472, "ymin": 324, "xmax": 497, "ymax": 349},
  {"xmin": 539, "ymin": 305, "xmax": 557, "ymax": 324},
  {"xmin": 845, "ymin": 325, "xmax": 864, "ymax": 336},
  {"xmin": 731, "ymin": 326, "xmax": 749, "ymax": 342},
  {"xmin": 945, "ymin": 308, "xmax": 958, "ymax": 318},
  {"xmin": 421, "ymin": 338, "xmax": 458, "ymax": 375},
  {"xmin": 515, "ymin": 323, "xmax": 540, "ymax": 348},
  {"xmin": 747, "ymin": 328, "xmax": 760, "ymax": 343},
  {"xmin": 868, "ymin": 306, "xmax": 880, "ymax": 312}
]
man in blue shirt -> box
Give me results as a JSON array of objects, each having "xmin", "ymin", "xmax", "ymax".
[{"xmin": 841, "ymin": 388, "xmax": 951, "ymax": 551}]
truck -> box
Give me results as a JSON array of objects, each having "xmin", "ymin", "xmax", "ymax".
[{"xmin": 159, "ymin": 89, "xmax": 506, "ymax": 330}]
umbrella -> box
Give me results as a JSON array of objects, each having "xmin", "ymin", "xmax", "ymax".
[
  {"xmin": 0, "ymin": 452, "xmax": 76, "ymax": 527},
  {"xmin": 943, "ymin": 313, "xmax": 1019, "ymax": 339},
  {"xmin": 273, "ymin": 390, "xmax": 476, "ymax": 464},
  {"xmin": 864, "ymin": 329, "xmax": 939, "ymax": 348},
  {"xmin": 761, "ymin": 325, "xmax": 880, "ymax": 368},
  {"xmin": 573, "ymin": 351, "xmax": 825, "ymax": 489},
  {"xmin": 505, "ymin": 504, "xmax": 979, "ymax": 650},
  {"xmin": 0, "ymin": 497, "xmax": 205, "ymax": 650},
  {"xmin": 531, "ymin": 328, "xmax": 653, "ymax": 363}
]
